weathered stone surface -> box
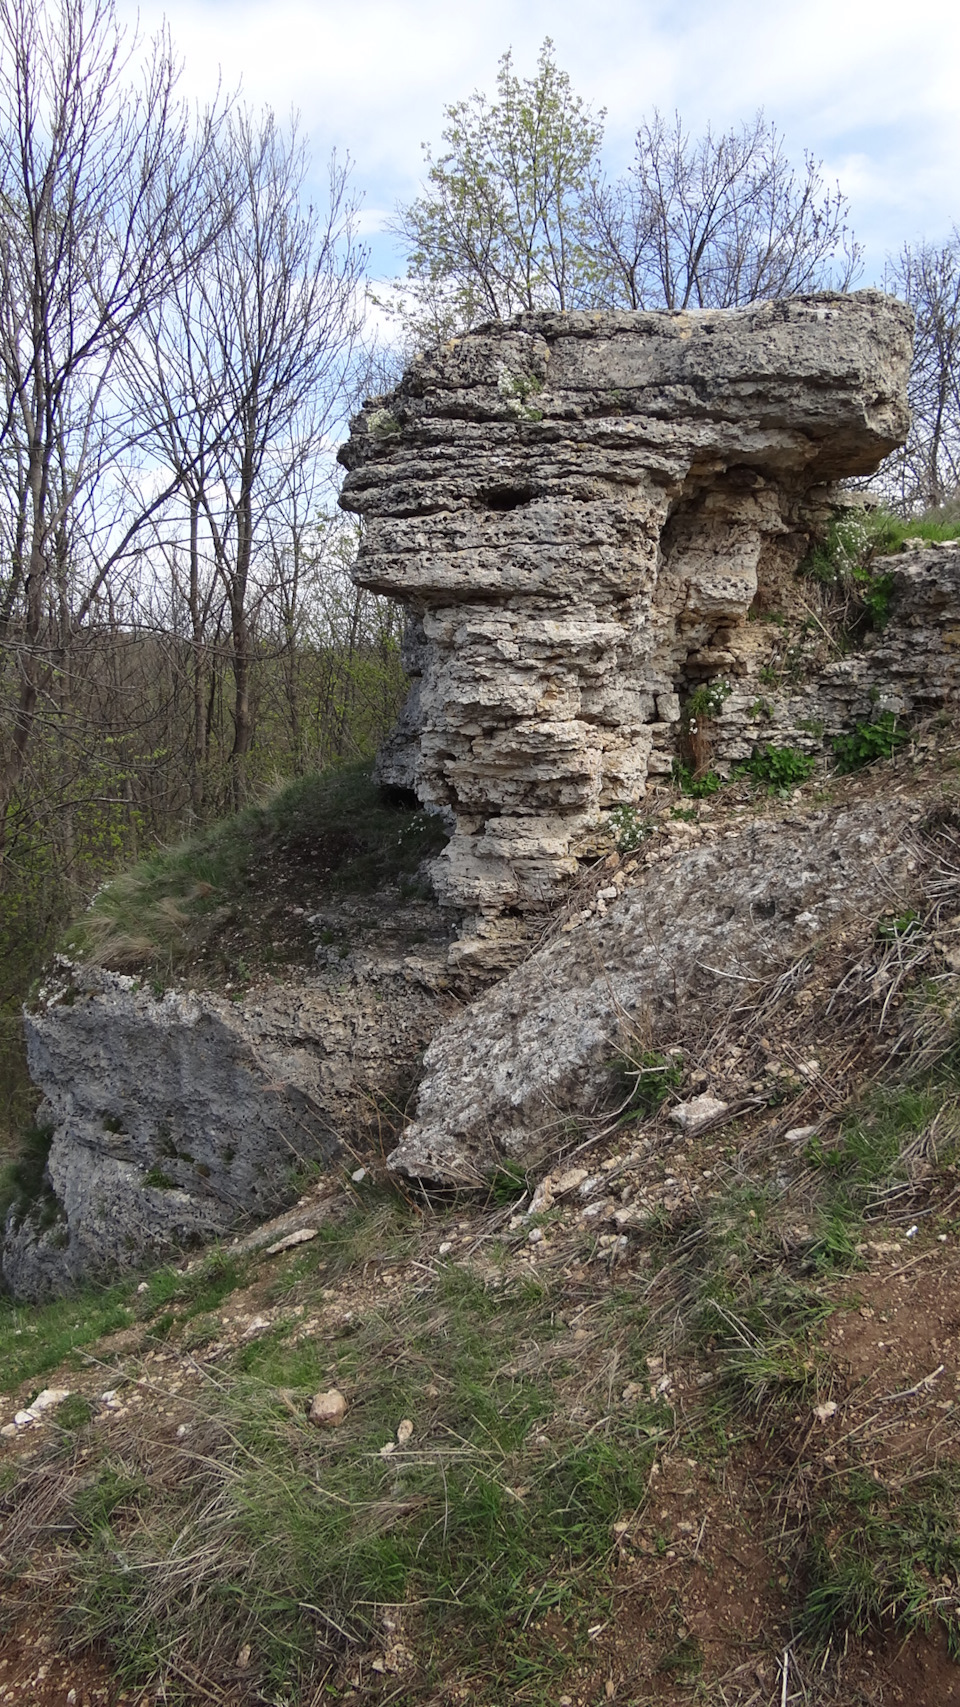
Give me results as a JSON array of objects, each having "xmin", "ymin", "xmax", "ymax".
[
  {"xmin": 3, "ymin": 949, "xmax": 456, "ymax": 1300},
  {"xmin": 309, "ymin": 1388, "xmax": 348, "ymax": 1427},
  {"xmin": 340, "ymin": 294, "xmax": 913, "ymax": 968},
  {"xmin": 387, "ymin": 798, "xmax": 919, "ymax": 1184}
]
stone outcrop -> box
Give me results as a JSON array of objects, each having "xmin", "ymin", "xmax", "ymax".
[
  {"xmin": 339, "ymin": 292, "xmax": 912, "ymax": 970},
  {"xmin": 3, "ymin": 945, "xmax": 456, "ymax": 1300},
  {"xmin": 387, "ymin": 797, "xmax": 921, "ymax": 1185}
]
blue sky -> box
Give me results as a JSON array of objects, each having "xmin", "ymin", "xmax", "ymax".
[{"xmin": 121, "ymin": 0, "xmax": 958, "ymax": 289}]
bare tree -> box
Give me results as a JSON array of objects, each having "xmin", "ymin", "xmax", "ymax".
[
  {"xmin": 590, "ymin": 110, "xmax": 861, "ymax": 311},
  {"xmin": 884, "ymin": 231, "xmax": 960, "ymax": 510},
  {"xmin": 131, "ymin": 113, "xmax": 368, "ymax": 804},
  {"xmin": 0, "ymin": 0, "xmax": 219, "ymax": 843}
]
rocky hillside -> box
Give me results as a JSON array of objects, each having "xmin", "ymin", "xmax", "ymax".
[{"xmin": 3, "ymin": 737, "xmax": 960, "ymax": 1705}]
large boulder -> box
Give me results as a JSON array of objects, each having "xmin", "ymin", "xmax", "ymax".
[
  {"xmin": 387, "ymin": 797, "xmax": 919, "ymax": 1184},
  {"xmin": 3, "ymin": 949, "xmax": 455, "ymax": 1299}
]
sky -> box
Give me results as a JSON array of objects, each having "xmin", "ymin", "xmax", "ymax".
[{"xmin": 117, "ymin": 0, "xmax": 959, "ymax": 289}]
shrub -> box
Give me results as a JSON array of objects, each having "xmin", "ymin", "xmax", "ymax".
[
  {"xmin": 739, "ymin": 744, "xmax": 817, "ymax": 792},
  {"xmin": 832, "ymin": 711, "xmax": 909, "ymax": 774}
]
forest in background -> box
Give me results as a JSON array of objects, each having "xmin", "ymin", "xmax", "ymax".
[{"xmin": 0, "ymin": 7, "xmax": 958, "ymax": 1142}]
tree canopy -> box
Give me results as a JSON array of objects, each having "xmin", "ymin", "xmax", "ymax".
[{"xmin": 391, "ymin": 39, "xmax": 862, "ymax": 346}]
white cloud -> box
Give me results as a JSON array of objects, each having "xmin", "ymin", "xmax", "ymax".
[{"xmin": 118, "ymin": 0, "xmax": 959, "ymax": 278}]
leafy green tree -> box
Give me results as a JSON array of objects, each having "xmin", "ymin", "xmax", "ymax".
[{"xmin": 391, "ymin": 39, "xmax": 605, "ymax": 342}]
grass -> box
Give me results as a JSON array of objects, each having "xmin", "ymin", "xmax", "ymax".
[
  {"xmin": 0, "ymin": 1244, "xmax": 262, "ymax": 1390},
  {"xmin": 41, "ymin": 1254, "xmax": 665, "ymax": 1702},
  {"xmin": 59, "ymin": 762, "xmax": 448, "ymax": 976},
  {"xmin": 802, "ymin": 1468, "xmax": 960, "ymax": 1653},
  {"xmin": 5, "ymin": 948, "xmax": 960, "ymax": 1697}
]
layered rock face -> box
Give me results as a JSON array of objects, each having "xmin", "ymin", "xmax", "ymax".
[{"xmin": 339, "ymin": 293, "xmax": 912, "ymax": 969}]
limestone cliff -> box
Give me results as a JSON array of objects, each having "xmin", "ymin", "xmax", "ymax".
[{"xmin": 339, "ymin": 293, "xmax": 913, "ymax": 970}]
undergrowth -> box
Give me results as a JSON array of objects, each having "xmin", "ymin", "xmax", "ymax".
[{"xmin": 59, "ymin": 763, "xmax": 448, "ymax": 975}]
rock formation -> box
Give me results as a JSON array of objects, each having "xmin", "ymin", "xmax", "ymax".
[
  {"xmin": 387, "ymin": 797, "xmax": 922, "ymax": 1185},
  {"xmin": 339, "ymin": 292, "xmax": 913, "ymax": 970},
  {"xmin": 3, "ymin": 938, "xmax": 456, "ymax": 1300}
]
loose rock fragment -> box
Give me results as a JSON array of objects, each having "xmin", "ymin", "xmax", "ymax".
[
  {"xmin": 669, "ymin": 1094, "xmax": 730, "ymax": 1136},
  {"xmin": 308, "ymin": 1388, "xmax": 348, "ymax": 1428},
  {"xmin": 266, "ymin": 1227, "xmax": 318, "ymax": 1256}
]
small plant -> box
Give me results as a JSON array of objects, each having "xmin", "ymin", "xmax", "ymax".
[
  {"xmin": 672, "ymin": 760, "xmax": 723, "ymax": 798},
  {"xmin": 497, "ymin": 364, "xmax": 544, "ymax": 421},
  {"xmin": 143, "ymin": 1166, "xmax": 176, "ymax": 1190},
  {"xmin": 876, "ymin": 909, "xmax": 921, "ymax": 943},
  {"xmin": 613, "ymin": 1047, "xmax": 684, "ymax": 1117},
  {"xmin": 486, "ymin": 1161, "xmax": 528, "ymax": 1205},
  {"xmin": 746, "ymin": 699, "xmax": 773, "ymax": 722},
  {"xmin": 681, "ymin": 679, "xmax": 732, "ymax": 781},
  {"xmin": 832, "ymin": 711, "xmax": 909, "ymax": 773},
  {"xmin": 739, "ymin": 744, "xmax": 817, "ymax": 793},
  {"xmin": 685, "ymin": 680, "xmax": 732, "ymax": 721},
  {"xmin": 367, "ymin": 407, "xmax": 401, "ymax": 437},
  {"xmin": 854, "ymin": 565, "xmax": 895, "ymax": 629},
  {"xmin": 607, "ymin": 804, "xmax": 650, "ymax": 851}
]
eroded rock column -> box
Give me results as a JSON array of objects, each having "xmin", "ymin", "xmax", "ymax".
[{"xmin": 339, "ymin": 294, "xmax": 912, "ymax": 968}]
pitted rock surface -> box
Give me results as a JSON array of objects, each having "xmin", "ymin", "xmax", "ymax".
[
  {"xmin": 339, "ymin": 293, "xmax": 912, "ymax": 969},
  {"xmin": 387, "ymin": 798, "xmax": 919, "ymax": 1184},
  {"xmin": 3, "ymin": 953, "xmax": 456, "ymax": 1300}
]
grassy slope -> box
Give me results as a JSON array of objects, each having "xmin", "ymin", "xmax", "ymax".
[
  {"xmin": 58, "ymin": 760, "xmax": 448, "ymax": 985},
  {"xmin": 3, "ymin": 741, "xmax": 960, "ymax": 1702}
]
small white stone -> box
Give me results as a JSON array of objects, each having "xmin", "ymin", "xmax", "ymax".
[
  {"xmin": 351, "ymin": 1167, "xmax": 367, "ymax": 1183},
  {"xmin": 396, "ymin": 1419, "xmax": 414, "ymax": 1444},
  {"xmin": 308, "ymin": 1388, "xmax": 348, "ymax": 1428},
  {"xmin": 669, "ymin": 1094, "xmax": 729, "ymax": 1136},
  {"xmin": 265, "ymin": 1227, "xmax": 318, "ymax": 1256}
]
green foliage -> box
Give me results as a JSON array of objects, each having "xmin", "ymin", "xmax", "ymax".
[
  {"xmin": 832, "ymin": 710, "xmax": 909, "ymax": 773},
  {"xmin": 684, "ymin": 680, "xmax": 732, "ymax": 722},
  {"xmin": 613, "ymin": 1048, "xmax": 684, "ymax": 1118},
  {"xmin": 486, "ymin": 1161, "xmax": 529, "ymax": 1205},
  {"xmin": 738, "ymin": 744, "xmax": 817, "ymax": 792},
  {"xmin": 671, "ymin": 761, "xmax": 723, "ymax": 798},
  {"xmin": 800, "ymin": 505, "xmax": 960, "ymax": 639},
  {"xmin": 391, "ymin": 40, "xmax": 605, "ymax": 339},
  {"xmin": 876, "ymin": 908, "xmax": 921, "ymax": 943}
]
